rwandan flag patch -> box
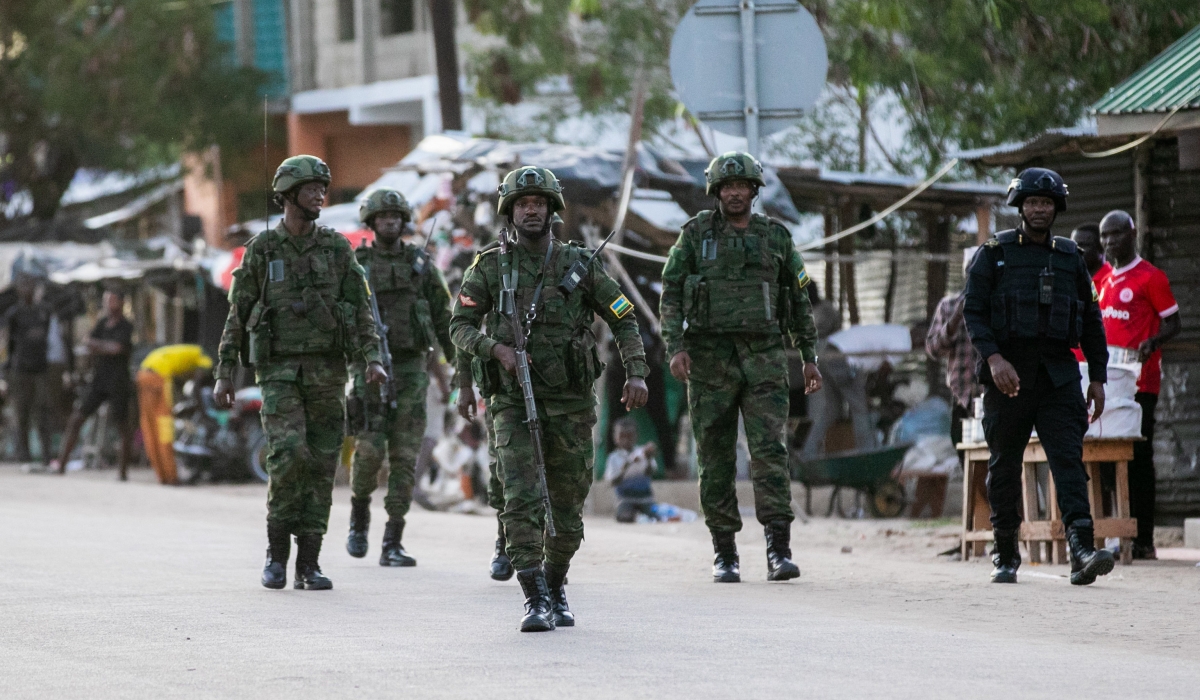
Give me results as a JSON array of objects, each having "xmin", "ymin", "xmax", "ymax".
[
  {"xmin": 609, "ymin": 294, "xmax": 634, "ymax": 319},
  {"xmin": 797, "ymin": 268, "xmax": 811, "ymax": 288}
]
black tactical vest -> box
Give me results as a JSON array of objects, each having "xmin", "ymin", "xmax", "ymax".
[{"xmin": 985, "ymin": 229, "xmax": 1084, "ymax": 344}]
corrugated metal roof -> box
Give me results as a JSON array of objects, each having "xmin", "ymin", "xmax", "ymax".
[{"xmin": 1091, "ymin": 24, "xmax": 1200, "ymax": 115}]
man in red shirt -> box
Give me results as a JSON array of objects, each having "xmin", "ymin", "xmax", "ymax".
[
  {"xmin": 1072, "ymin": 223, "xmax": 1112, "ymax": 283},
  {"xmin": 1098, "ymin": 210, "xmax": 1181, "ymax": 559}
]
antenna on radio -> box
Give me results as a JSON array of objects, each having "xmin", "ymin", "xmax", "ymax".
[{"xmin": 263, "ymin": 95, "xmax": 269, "ymax": 233}]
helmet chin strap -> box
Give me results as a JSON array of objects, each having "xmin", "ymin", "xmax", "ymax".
[
  {"xmin": 511, "ymin": 215, "xmax": 550, "ymax": 240},
  {"xmin": 286, "ymin": 190, "xmax": 322, "ymax": 221}
]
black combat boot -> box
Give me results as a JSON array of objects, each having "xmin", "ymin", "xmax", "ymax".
[
  {"xmin": 490, "ymin": 518, "xmax": 514, "ymax": 581},
  {"xmin": 261, "ymin": 523, "xmax": 290, "ymax": 590},
  {"xmin": 347, "ymin": 497, "xmax": 371, "ymax": 558},
  {"xmin": 379, "ymin": 520, "xmax": 417, "ymax": 567},
  {"xmin": 711, "ymin": 531, "xmax": 741, "ymax": 583},
  {"xmin": 515, "ymin": 567, "xmax": 556, "ymax": 632},
  {"xmin": 990, "ymin": 528, "xmax": 1020, "ymax": 584},
  {"xmin": 764, "ymin": 521, "xmax": 801, "ymax": 581},
  {"xmin": 1067, "ymin": 519, "xmax": 1115, "ymax": 586},
  {"xmin": 543, "ymin": 561, "xmax": 574, "ymax": 627},
  {"xmin": 293, "ymin": 534, "xmax": 333, "ymax": 590}
]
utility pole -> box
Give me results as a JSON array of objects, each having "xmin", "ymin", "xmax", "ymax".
[{"xmin": 429, "ymin": 0, "xmax": 463, "ymax": 131}]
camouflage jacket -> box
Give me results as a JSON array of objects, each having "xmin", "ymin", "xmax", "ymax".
[
  {"xmin": 356, "ymin": 240, "xmax": 455, "ymax": 364},
  {"xmin": 216, "ymin": 221, "xmax": 382, "ymax": 386},
  {"xmin": 659, "ymin": 210, "xmax": 818, "ymax": 362},
  {"xmin": 450, "ymin": 237, "xmax": 648, "ymax": 415}
]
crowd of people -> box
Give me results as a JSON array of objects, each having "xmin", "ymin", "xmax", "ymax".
[{"xmin": 2, "ymin": 151, "xmax": 1181, "ymax": 632}]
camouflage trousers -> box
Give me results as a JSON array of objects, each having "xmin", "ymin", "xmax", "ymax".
[
  {"xmin": 351, "ymin": 359, "xmax": 429, "ymax": 524},
  {"xmin": 493, "ymin": 403, "xmax": 595, "ymax": 570},
  {"xmin": 261, "ymin": 379, "xmax": 346, "ymax": 536},
  {"xmin": 687, "ymin": 336, "xmax": 794, "ymax": 533},
  {"xmin": 481, "ymin": 407, "xmax": 506, "ymax": 511}
]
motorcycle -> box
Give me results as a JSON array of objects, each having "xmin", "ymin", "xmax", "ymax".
[{"xmin": 172, "ymin": 382, "xmax": 268, "ymax": 484}]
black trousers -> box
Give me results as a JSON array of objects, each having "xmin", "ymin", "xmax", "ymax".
[
  {"xmin": 1131, "ymin": 392, "xmax": 1158, "ymax": 546},
  {"xmin": 982, "ymin": 365, "xmax": 1091, "ymax": 531}
]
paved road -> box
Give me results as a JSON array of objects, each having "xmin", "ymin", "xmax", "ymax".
[{"xmin": 3, "ymin": 465, "xmax": 1199, "ymax": 699}]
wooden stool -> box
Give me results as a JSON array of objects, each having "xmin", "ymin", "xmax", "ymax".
[{"xmin": 960, "ymin": 438, "xmax": 1138, "ymax": 565}]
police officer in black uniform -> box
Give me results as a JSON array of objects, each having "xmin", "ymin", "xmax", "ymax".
[{"xmin": 964, "ymin": 168, "xmax": 1115, "ymax": 586}]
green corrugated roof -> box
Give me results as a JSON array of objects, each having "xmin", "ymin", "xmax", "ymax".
[{"xmin": 1091, "ymin": 24, "xmax": 1200, "ymax": 115}]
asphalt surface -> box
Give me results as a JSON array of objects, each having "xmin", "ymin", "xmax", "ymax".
[{"xmin": 3, "ymin": 464, "xmax": 1199, "ymax": 699}]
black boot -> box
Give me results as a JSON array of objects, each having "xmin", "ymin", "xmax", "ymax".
[
  {"xmin": 293, "ymin": 534, "xmax": 333, "ymax": 590},
  {"xmin": 764, "ymin": 521, "xmax": 801, "ymax": 581},
  {"xmin": 379, "ymin": 520, "xmax": 417, "ymax": 567},
  {"xmin": 711, "ymin": 531, "xmax": 741, "ymax": 583},
  {"xmin": 346, "ymin": 497, "xmax": 370, "ymax": 558},
  {"xmin": 490, "ymin": 518, "xmax": 514, "ymax": 581},
  {"xmin": 515, "ymin": 567, "xmax": 556, "ymax": 632},
  {"xmin": 1067, "ymin": 519, "xmax": 1115, "ymax": 586},
  {"xmin": 261, "ymin": 523, "xmax": 290, "ymax": 590},
  {"xmin": 543, "ymin": 561, "xmax": 574, "ymax": 627},
  {"xmin": 990, "ymin": 528, "xmax": 1020, "ymax": 583}
]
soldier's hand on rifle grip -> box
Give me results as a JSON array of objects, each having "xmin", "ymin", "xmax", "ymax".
[
  {"xmin": 457, "ymin": 384, "xmax": 477, "ymax": 420},
  {"xmin": 493, "ymin": 343, "xmax": 518, "ymax": 375},
  {"xmin": 621, "ymin": 377, "xmax": 649, "ymax": 410},
  {"xmin": 669, "ymin": 351, "xmax": 691, "ymax": 383},
  {"xmin": 214, "ymin": 378, "xmax": 236, "ymax": 410},
  {"xmin": 987, "ymin": 354, "xmax": 1020, "ymax": 398},
  {"xmin": 1086, "ymin": 381, "xmax": 1105, "ymax": 424},
  {"xmin": 366, "ymin": 361, "xmax": 388, "ymax": 385},
  {"xmin": 802, "ymin": 362, "xmax": 822, "ymax": 395}
]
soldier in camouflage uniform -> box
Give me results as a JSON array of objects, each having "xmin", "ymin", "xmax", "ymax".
[
  {"xmin": 451, "ymin": 167, "xmax": 649, "ymax": 632},
  {"xmin": 215, "ymin": 155, "xmax": 385, "ymax": 591},
  {"xmin": 455, "ymin": 214, "xmax": 564, "ymax": 583},
  {"xmin": 345, "ymin": 188, "xmax": 456, "ymax": 566},
  {"xmin": 659, "ymin": 152, "xmax": 822, "ymax": 584}
]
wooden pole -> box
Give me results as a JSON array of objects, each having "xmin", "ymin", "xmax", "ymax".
[{"xmin": 429, "ymin": 0, "xmax": 463, "ymax": 131}]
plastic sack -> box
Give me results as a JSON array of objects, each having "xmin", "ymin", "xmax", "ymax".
[{"xmin": 900, "ymin": 434, "xmax": 960, "ymax": 475}]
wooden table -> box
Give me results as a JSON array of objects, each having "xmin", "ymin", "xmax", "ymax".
[{"xmin": 959, "ymin": 438, "xmax": 1139, "ymax": 565}]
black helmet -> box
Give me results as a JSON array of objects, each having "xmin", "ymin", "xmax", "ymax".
[{"xmin": 1007, "ymin": 168, "xmax": 1068, "ymax": 212}]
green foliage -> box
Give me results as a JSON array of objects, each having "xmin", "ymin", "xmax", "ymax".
[
  {"xmin": 464, "ymin": 0, "xmax": 691, "ymax": 138},
  {"xmin": 825, "ymin": 0, "xmax": 1200, "ymax": 170},
  {"xmin": 0, "ymin": 0, "xmax": 267, "ymax": 220}
]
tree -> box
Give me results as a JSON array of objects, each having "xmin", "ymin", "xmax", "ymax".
[
  {"xmin": 834, "ymin": 0, "xmax": 1200, "ymax": 171},
  {"xmin": 462, "ymin": 0, "xmax": 691, "ymax": 139},
  {"xmin": 0, "ymin": 0, "xmax": 266, "ymax": 222}
]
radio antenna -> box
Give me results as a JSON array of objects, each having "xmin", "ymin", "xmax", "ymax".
[{"xmin": 263, "ymin": 95, "xmax": 269, "ymax": 232}]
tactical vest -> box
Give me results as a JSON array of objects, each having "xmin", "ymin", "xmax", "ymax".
[
  {"xmin": 474, "ymin": 240, "xmax": 604, "ymax": 397},
  {"xmin": 986, "ymin": 230, "xmax": 1084, "ymax": 344},
  {"xmin": 682, "ymin": 212, "xmax": 782, "ymax": 334},
  {"xmin": 257, "ymin": 227, "xmax": 355, "ymax": 358},
  {"xmin": 357, "ymin": 242, "xmax": 435, "ymax": 353}
]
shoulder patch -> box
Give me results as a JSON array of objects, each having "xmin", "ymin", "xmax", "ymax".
[
  {"xmin": 609, "ymin": 294, "xmax": 634, "ymax": 319},
  {"xmin": 796, "ymin": 267, "xmax": 811, "ymax": 289},
  {"xmin": 1090, "ymin": 279, "xmax": 1099, "ymax": 302}
]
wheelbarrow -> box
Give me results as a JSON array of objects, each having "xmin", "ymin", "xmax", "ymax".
[{"xmin": 791, "ymin": 444, "xmax": 911, "ymax": 518}]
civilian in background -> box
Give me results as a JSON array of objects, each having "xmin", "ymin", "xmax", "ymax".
[
  {"xmin": 1071, "ymin": 223, "xmax": 1112, "ymax": 282},
  {"xmin": 55, "ymin": 289, "xmax": 135, "ymax": 480},
  {"xmin": 603, "ymin": 418, "xmax": 659, "ymax": 523},
  {"xmin": 43, "ymin": 302, "xmax": 75, "ymax": 452},
  {"xmin": 926, "ymin": 249, "xmax": 982, "ymax": 449},
  {"xmin": 1098, "ymin": 210, "xmax": 1181, "ymax": 560},
  {"xmin": 4, "ymin": 274, "xmax": 53, "ymax": 464},
  {"xmin": 137, "ymin": 344, "xmax": 213, "ymax": 485}
]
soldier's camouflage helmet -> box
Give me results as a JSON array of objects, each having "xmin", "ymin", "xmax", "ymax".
[
  {"xmin": 1007, "ymin": 167, "xmax": 1068, "ymax": 212},
  {"xmin": 496, "ymin": 166, "xmax": 565, "ymax": 217},
  {"xmin": 273, "ymin": 155, "xmax": 332, "ymax": 194},
  {"xmin": 359, "ymin": 188, "xmax": 412, "ymax": 224},
  {"xmin": 704, "ymin": 151, "xmax": 766, "ymax": 196}
]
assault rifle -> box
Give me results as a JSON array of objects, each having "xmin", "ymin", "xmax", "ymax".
[
  {"xmin": 366, "ymin": 268, "xmax": 397, "ymax": 413},
  {"xmin": 499, "ymin": 227, "xmax": 556, "ymax": 537}
]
